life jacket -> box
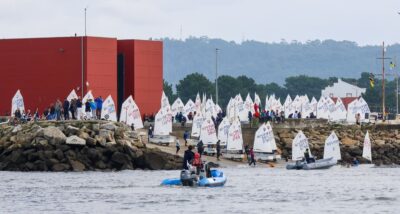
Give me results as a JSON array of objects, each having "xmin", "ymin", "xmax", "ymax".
[{"xmin": 192, "ymin": 152, "xmax": 201, "ymax": 166}]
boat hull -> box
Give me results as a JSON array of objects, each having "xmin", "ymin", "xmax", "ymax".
[
  {"xmin": 286, "ymin": 157, "xmax": 337, "ymax": 170},
  {"xmin": 149, "ymin": 135, "xmax": 176, "ymax": 146},
  {"xmin": 161, "ymin": 169, "xmax": 226, "ymax": 187}
]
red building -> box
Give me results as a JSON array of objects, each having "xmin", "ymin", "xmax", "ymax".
[{"xmin": 0, "ymin": 36, "xmax": 162, "ymax": 117}]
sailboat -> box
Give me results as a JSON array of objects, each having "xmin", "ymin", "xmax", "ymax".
[
  {"xmin": 253, "ymin": 122, "xmax": 280, "ymax": 161},
  {"xmin": 199, "ymin": 115, "xmax": 218, "ymax": 155},
  {"xmin": 286, "ymin": 131, "xmax": 337, "ymax": 170},
  {"xmin": 187, "ymin": 111, "xmax": 205, "ymax": 146},
  {"xmin": 149, "ymin": 107, "xmax": 176, "ymax": 146},
  {"xmin": 101, "ymin": 95, "xmax": 117, "ymax": 121},
  {"xmin": 11, "ymin": 90, "xmax": 25, "ymax": 116},
  {"xmin": 224, "ymin": 118, "xmax": 244, "ymax": 160},
  {"xmin": 119, "ymin": 95, "xmax": 144, "ymax": 129},
  {"xmin": 217, "ymin": 117, "xmax": 230, "ymax": 153},
  {"xmin": 323, "ymin": 131, "xmax": 341, "ymax": 161},
  {"xmin": 362, "ymin": 131, "xmax": 372, "ymax": 162}
]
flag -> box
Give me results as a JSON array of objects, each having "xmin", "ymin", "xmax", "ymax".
[
  {"xmin": 390, "ymin": 61, "xmax": 396, "ymax": 70},
  {"xmin": 369, "ymin": 73, "xmax": 375, "ymax": 88}
]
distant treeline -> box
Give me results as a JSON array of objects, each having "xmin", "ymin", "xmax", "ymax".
[
  {"xmin": 163, "ymin": 37, "xmax": 400, "ymax": 86},
  {"xmin": 164, "ymin": 72, "xmax": 399, "ymax": 114}
]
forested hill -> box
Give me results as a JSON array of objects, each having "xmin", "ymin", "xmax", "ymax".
[{"xmin": 163, "ymin": 37, "xmax": 400, "ymax": 85}]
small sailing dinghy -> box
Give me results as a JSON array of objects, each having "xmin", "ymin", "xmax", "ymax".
[
  {"xmin": 286, "ymin": 131, "xmax": 337, "ymax": 170},
  {"xmin": 362, "ymin": 131, "xmax": 372, "ymax": 162},
  {"xmin": 199, "ymin": 116, "xmax": 218, "ymax": 155},
  {"xmin": 253, "ymin": 122, "xmax": 280, "ymax": 161},
  {"xmin": 224, "ymin": 118, "xmax": 244, "ymax": 160},
  {"xmin": 161, "ymin": 163, "xmax": 227, "ymax": 187},
  {"xmin": 149, "ymin": 108, "xmax": 175, "ymax": 146}
]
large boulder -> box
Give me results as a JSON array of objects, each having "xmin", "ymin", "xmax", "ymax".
[
  {"xmin": 39, "ymin": 127, "xmax": 66, "ymax": 145},
  {"xmin": 66, "ymin": 135, "xmax": 86, "ymax": 146},
  {"xmin": 100, "ymin": 123, "xmax": 117, "ymax": 131},
  {"xmin": 69, "ymin": 160, "xmax": 85, "ymax": 172},
  {"xmin": 342, "ymin": 138, "xmax": 358, "ymax": 146},
  {"xmin": 65, "ymin": 126, "xmax": 80, "ymax": 135}
]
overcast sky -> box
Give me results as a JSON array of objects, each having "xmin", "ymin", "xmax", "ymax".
[{"xmin": 1, "ymin": 0, "xmax": 399, "ymax": 45}]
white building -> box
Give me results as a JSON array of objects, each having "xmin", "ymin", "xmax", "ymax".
[{"xmin": 321, "ymin": 79, "xmax": 366, "ymax": 98}]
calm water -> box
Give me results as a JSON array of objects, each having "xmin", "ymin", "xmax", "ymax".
[{"xmin": 0, "ymin": 165, "xmax": 399, "ymax": 214}]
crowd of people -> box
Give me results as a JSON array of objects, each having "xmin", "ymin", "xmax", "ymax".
[{"xmin": 12, "ymin": 96, "xmax": 104, "ymax": 124}]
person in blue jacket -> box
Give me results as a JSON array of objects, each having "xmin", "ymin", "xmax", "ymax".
[{"xmin": 95, "ymin": 96, "xmax": 103, "ymax": 119}]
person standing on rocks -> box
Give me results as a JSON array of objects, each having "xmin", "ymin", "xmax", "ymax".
[
  {"xmin": 55, "ymin": 99, "xmax": 62, "ymax": 121},
  {"xmin": 85, "ymin": 100, "xmax": 92, "ymax": 119},
  {"xmin": 95, "ymin": 96, "xmax": 103, "ymax": 119},
  {"xmin": 183, "ymin": 145, "xmax": 195, "ymax": 169},
  {"xmin": 76, "ymin": 97, "xmax": 82, "ymax": 120},
  {"xmin": 148, "ymin": 125, "xmax": 153, "ymax": 141},
  {"xmin": 63, "ymin": 99, "xmax": 70, "ymax": 120},
  {"xmin": 176, "ymin": 139, "xmax": 181, "ymax": 154}
]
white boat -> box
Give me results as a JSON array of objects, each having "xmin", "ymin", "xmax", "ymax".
[
  {"xmin": 217, "ymin": 117, "xmax": 230, "ymax": 152},
  {"xmin": 119, "ymin": 95, "xmax": 143, "ymax": 129},
  {"xmin": 362, "ymin": 131, "xmax": 372, "ymax": 162},
  {"xmin": 253, "ymin": 122, "xmax": 280, "ymax": 161},
  {"xmin": 199, "ymin": 116, "xmax": 218, "ymax": 155},
  {"xmin": 224, "ymin": 118, "xmax": 244, "ymax": 160},
  {"xmin": 286, "ymin": 131, "xmax": 336, "ymax": 170},
  {"xmin": 187, "ymin": 112, "xmax": 205, "ymax": 146},
  {"xmin": 101, "ymin": 95, "xmax": 117, "ymax": 121},
  {"xmin": 149, "ymin": 108, "xmax": 175, "ymax": 146},
  {"xmin": 323, "ymin": 131, "xmax": 341, "ymax": 161},
  {"xmin": 11, "ymin": 90, "xmax": 25, "ymax": 116}
]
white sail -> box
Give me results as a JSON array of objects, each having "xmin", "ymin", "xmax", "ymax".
[
  {"xmin": 66, "ymin": 89, "xmax": 78, "ymax": 101},
  {"xmin": 200, "ymin": 116, "xmax": 218, "ymax": 145},
  {"xmin": 362, "ymin": 131, "xmax": 372, "ymax": 161},
  {"xmin": 292, "ymin": 131, "xmax": 312, "ymax": 161},
  {"xmin": 346, "ymin": 99, "xmax": 359, "ymax": 123},
  {"xmin": 253, "ymin": 122, "xmax": 276, "ymax": 153},
  {"xmin": 101, "ymin": 95, "xmax": 117, "ymax": 121},
  {"xmin": 195, "ymin": 93, "xmax": 201, "ymax": 112},
  {"xmin": 205, "ymin": 99, "xmax": 216, "ymax": 118},
  {"xmin": 154, "ymin": 108, "xmax": 173, "ymax": 136},
  {"xmin": 11, "ymin": 90, "xmax": 25, "ymax": 116},
  {"xmin": 161, "ymin": 91, "xmax": 170, "ymax": 111},
  {"xmin": 332, "ymin": 98, "xmax": 347, "ymax": 121},
  {"xmin": 119, "ymin": 95, "xmax": 143, "ymax": 129},
  {"xmin": 226, "ymin": 118, "xmax": 243, "ymax": 151},
  {"xmin": 191, "ymin": 112, "xmax": 205, "ymax": 138},
  {"xmin": 357, "ymin": 97, "xmax": 371, "ymax": 121},
  {"xmin": 183, "ymin": 99, "xmax": 196, "ymax": 118},
  {"xmin": 244, "ymin": 93, "xmax": 254, "ymax": 115},
  {"xmin": 323, "ymin": 131, "xmax": 341, "ymax": 160},
  {"xmin": 171, "ymin": 98, "xmax": 184, "ymax": 116},
  {"xmin": 82, "ymin": 91, "xmax": 94, "ymax": 104},
  {"xmin": 217, "ymin": 117, "xmax": 230, "ymax": 146}
]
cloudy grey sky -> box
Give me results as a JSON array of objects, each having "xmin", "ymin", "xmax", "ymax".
[{"xmin": 1, "ymin": 0, "xmax": 399, "ymax": 45}]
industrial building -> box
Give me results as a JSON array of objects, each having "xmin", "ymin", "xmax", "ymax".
[{"xmin": 0, "ymin": 36, "xmax": 163, "ymax": 117}]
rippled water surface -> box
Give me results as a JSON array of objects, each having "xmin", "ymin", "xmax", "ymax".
[{"xmin": 0, "ymin": 165, "xmax": 399, "ymax": 214}]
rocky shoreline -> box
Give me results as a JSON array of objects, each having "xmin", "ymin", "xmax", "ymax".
[
  {"xmin": 0, "ymin": 121, "xmax": 182, "ymax": 171},
  {"xmin": 273, "ymin": 124, "xmax": 400, "ymax": 165}
]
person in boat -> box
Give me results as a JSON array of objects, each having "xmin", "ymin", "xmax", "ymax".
[
  {"xmin": 304, "ymin": 149, "xmax": 311, "ymax": 163},
  {"xmin": 304, "ymin": 149, "xmax": 315, "ymax": 163},
  {"xmin": 197, "ymin": 140, "xmax": 204, "ymax": 157},
  {"xmin": 192, "ymin": 152, "xmax": 202, "ymax": 175},
  {"xmin": 183, "ymin": 145, "xmax": 195, "ymax": 170},
  {"xmin": 352, "ymin": 157, "xmax": 359, "ymax": 166},
  {"xmin": 249, "ymin": 147, "xmax": 256, "ymax": 166},
  {"xmin": 176, "ymin": 139, "xmax": 181, "ymax": 155},
  {"xmin": 216, "ymin": 140, "xmax": 221, "ymax": 161}
]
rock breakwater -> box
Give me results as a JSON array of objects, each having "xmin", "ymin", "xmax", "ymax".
[{"xmin": 0, "ymin": 121, "xmax": 182, "ymax": 171}]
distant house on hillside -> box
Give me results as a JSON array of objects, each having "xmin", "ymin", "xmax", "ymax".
[{"xmin": 321, "ymin": 79, "xmax": 366, "ymax": 98}]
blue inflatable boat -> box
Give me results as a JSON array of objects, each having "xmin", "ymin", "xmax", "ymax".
[{"xmin": 161, "ymin": 169, "xmax": 227, "ymax": 187}]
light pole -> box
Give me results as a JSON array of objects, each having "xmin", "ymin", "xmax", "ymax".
[
  {"xmin": 215, "ymin": 48, "xmax": 219, "ymax": 106},
  {"xmin": 84, "ymin": 7, "xmax": 87, "ymax": 36}
]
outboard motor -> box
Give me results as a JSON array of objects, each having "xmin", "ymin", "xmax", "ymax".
[{"xmin": 180, "ymin": 170, "xmax": 196, "ymax": 186}]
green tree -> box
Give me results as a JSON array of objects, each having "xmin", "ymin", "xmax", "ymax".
[
  {"xmin": 284, "ymin": 75, "xmax": 329, "ymax": 99},
  {"xmin": 163, "ymin": 80, "xmax": 176, "ymax": 103},
  {"xmin": 176, "ymin": 73, "xmax": 214, "ymax": 103}
]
